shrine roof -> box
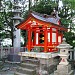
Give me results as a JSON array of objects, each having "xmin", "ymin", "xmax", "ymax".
[
  {"xmin": 31, "ymin": 11, "xmax": 60, "ymax": 25},
  {"xmin": 16, "ymin": 11, "xmax": 67, "ymax": 31}
]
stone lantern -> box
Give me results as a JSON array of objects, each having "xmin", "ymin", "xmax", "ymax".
[
  {"xmin": 57, "ymin": 38, "xmax": 72, "ymax": 65},
  {"xmin": 54, "ymin": 38, "xmax": 74, "ymax": 75},
  {"xmin": 8, "ymin": 0, "xmax": 23, "ymax": 62}
]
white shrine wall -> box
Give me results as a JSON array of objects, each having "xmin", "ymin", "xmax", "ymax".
[
  {"xmin": 36, "ymin": 33, "xmax": 39, "ymax": 45},
  {"xmin": 48, "ymin": 32, "xmax": 50, "ymax": 42},
  {"xmin": 58, "ymin": 36, "xmax": 61, "ymax": 43},
  {"xmin": 52, "ymin": 33, "xmax": 56, "ymax": 43}
]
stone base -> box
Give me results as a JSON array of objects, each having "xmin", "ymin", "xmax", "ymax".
[
  {"xmin": 54, "ymin": 64, "xmax": 74, "ymax": 75},
  {"xmin": 38, "ymin": 56, "xmax": 60, "ymax": 75},
  {"xmin": 39, "ymin": 58, "xmax": 54, "ymax": 66},
  {"xmin": 8, "ymin": 54, "xmax": 21, "ymax": 63},
  {"xmin": 18, "ymin": 52, "xmax": 58, "ymax": 59}
]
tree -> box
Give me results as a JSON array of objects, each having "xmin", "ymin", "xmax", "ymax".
[
  {"xmin": 0, "ymin": 0, "xmax": 10, "ymax": 40},
  {"xmin": 0, "ymin": 0, "xmax": 75, "ymax": 47},
  {"xmin": 0, "ymin": 0, "xmax": 14, "ymax": 46},
  {"xmin": 60, "ymin": 0, "xmax": 75, "ymax": 47},
  {"xmin": 30, "ymin": 0, "xmax": 75, "ymax": 47},
  {"xmin": 31, "ymin": 0, "xmax": 57, "ymax": 15},
  {"xmin": 0, "ymin": 0, "xmax": 27, "ymax": 46}
]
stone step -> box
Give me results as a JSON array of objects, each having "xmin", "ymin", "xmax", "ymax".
[
  {"xmin": 15, "ymin": 58, "xmax": 38, "ymax": 75},
  {"xmin": 15, "ymin": 72, "xmax": 29, "ymax": 75},
  {"xmin": 22, "ymin": 62, "xmax": 38, "ymax": 66},
  {"xmin": 19, "ymin": 67, "xmax": 34, "ymax": 71},
  {"xmin": 20, "ymin": 63, "xmax": 38, "ymax": 69},
  {"xmin": 23, "ymin": 58, "xmax": 39, "ymax": 65},
  {"xmin": 24, "ymin": 58, "xmax": 39, "ymax": 62},
  {"xmin": 16, "ymin": 67, "xmax": 36, "ymax": 74}
]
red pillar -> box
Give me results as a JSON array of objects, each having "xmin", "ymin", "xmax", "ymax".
[
  {"xmin": 50, "ymin": 28, "xmax": 52, "ymax": 52},
  {"xmin": 50, "ymin": 28, "xmax": 52, "ymax": 44},
  {"xmin": 56, "ymin": 29, "xmax": 58, "ymax": 45},
  {"xmin": 55, "ymin": 29, "xmax": 58, "ymax": 52},
  {"xmin": 28, "ymin": 28, "xmax": 31, "ymax": 52},
  {"xmin": 34, "ymin": 30, "xmax": 36, "ymax": 45},
  {"xmin": 44, "ymin": 27, "xmax": 48, "ymax": 52}
]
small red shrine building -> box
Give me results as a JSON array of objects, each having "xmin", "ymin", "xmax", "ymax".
[{"xmin": 16, "ymin": 11, "xmax": 67, "ymax": 52}]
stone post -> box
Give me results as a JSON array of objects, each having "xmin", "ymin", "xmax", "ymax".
[
  {"xmin": 12, "ymin": 1, "xmax": 23, "ymax": 53},
  {"xmin": 74, "ymin": 47, "xmax": 75, "ymax": 61},
  {"xmin": 54, "ymin": 38, "xmax": 74, "ymax": 75},
  {"xmin": 8, "ymin": 0, "xmax": 23, "ymax": 62},
  {"xmin": 0, "ymin": 39, "xmax": 3, "ymax": 59}
]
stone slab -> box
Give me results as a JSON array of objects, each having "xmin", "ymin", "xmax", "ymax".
[
  {"xmin": 57, "ymin": 64, "xmax": 71, "ymax": 73},
  {"xmin": 18, "ymin": 52, "xmax": 58, "ymax": 59},
  {"xmin": 54, "ymin": 70, "xmax": 74, "ymax": 75},
  {"xmin": 54, "ymin": 64, "xmax": 74, "ymax": 75},
  {"xmin": 39, "ymin": 58, "xmax": 54, "ymax": 66},
  {"xmin": 8, "ymin": 54, "xmax": 21, "ymax": 63}
]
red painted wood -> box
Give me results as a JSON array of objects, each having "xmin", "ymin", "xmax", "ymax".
[
  {"xmin": 27, "ymin": 28, "xmax": 31, "ymax": 52},
  {"xmin": 44, "ymin": 27, "xmax": 48, "ymax": 52},
  {"xmin": 16, "ymin": 12, "xmax": 67, "ymax": 52},
  {"xmin": 56, "ymin": 29, "xmax": 58, "ymax": 45},
  {"xmin": 50, "ymin": 28, "xmax": 52, "ymax": 44}
]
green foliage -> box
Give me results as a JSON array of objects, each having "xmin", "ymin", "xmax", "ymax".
[
  {"xmin": 64, "ymin": 32, "xmax": 75, "ymax": 47},
  {"xmin": 0, "ymin": 0, "xmax": 14, "ymax": 46},
  {"xmin": 31, "ymin": 0, "xmax": 75, "ymax": 47},
  {"xmin": 62, "ymin": 0, "xmax": 75, "ymax": 10},
  {"xmin": 0, "ymin": 0, "xmax": 75, "ymax": 47},
  {"xmin": 60, "ymin": 0, "xmax": 75, "ymax": 47},
  {"xmin": 0, "ymin": 0, "xmax": 27, "ymax": 46},
  {"xmin": 31, "ymin": 0, "xmax": 57, "ymax": 15}
]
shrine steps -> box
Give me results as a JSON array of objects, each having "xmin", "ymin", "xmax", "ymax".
[
  {"xmin": 14, "ymin": 72, "xmax": 29, "ymax": 75},
  {"xmin": 23, "ymin": 58, "xmax": 39, "ymax": 65},
  {"xmin": 16, "ymin": 67, "xmax": 36, "ymax": 74},
  {"xmin": 19, "ymin": 63, "xmax": 38, "ymax": 69},
  {"xmin": 15, "ymin": 57, "xmax": 39, "ymax": 75}
]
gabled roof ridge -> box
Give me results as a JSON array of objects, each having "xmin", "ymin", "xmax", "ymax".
[
  {"xmin": 31, "ymin": 11, "xmax": 52, "ymax": 18},
  {"xmin": 30, "ymin": 11, "xmax": 60, "ymax": 25}
]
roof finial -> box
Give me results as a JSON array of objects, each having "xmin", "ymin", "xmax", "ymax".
[
  {"xmin": 63, "ymin": 38, "xmax": 66, "ymax": 41},
  {"xmin": 62, "ymin": 38, "xmax": 67, "ymax": 44}
]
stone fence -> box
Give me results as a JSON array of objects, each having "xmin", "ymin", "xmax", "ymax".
[
  {"xmin": 0, "ymin": 47, "xmax": 26, "ymax": 59},
  {"xmin": 69, "ymin": 49, "xmax": 75, "ymax": 61},
  {"xmin": 0, "ymin": 46, "xmax": 75, "ymax": 61}
]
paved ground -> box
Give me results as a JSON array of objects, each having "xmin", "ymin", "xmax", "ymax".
[
  {"xmin": 0, "ymin": 71, "xmax": 14, "ymax": 75},
  {"xmin": 0, "ymin": 62, "xmax": 75, "ymax": 75},
  {"xmin": 0, "ymin": 62, "xmax": 17, "ymax": 75}
]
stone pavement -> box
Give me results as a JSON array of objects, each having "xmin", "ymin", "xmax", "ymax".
[
  {"xmin": 0, "ymin": 62, "xmax": 75, "ymax": 75},
  {"xmin": 0, "ymin": 62, "xmax": 17, "ymax": 75},
  {"xmin": 0, "ymin": 71, "xmax": 14, "ymax": 75}
]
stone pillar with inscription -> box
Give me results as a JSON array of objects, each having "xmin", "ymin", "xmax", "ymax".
[
  {"xmin": 8, "ymin": 0, "xmax": 23, "ymax": 62},
  {"xmin": 54, "ymin": 38, "xmax": 74, "ymax": 75}
]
